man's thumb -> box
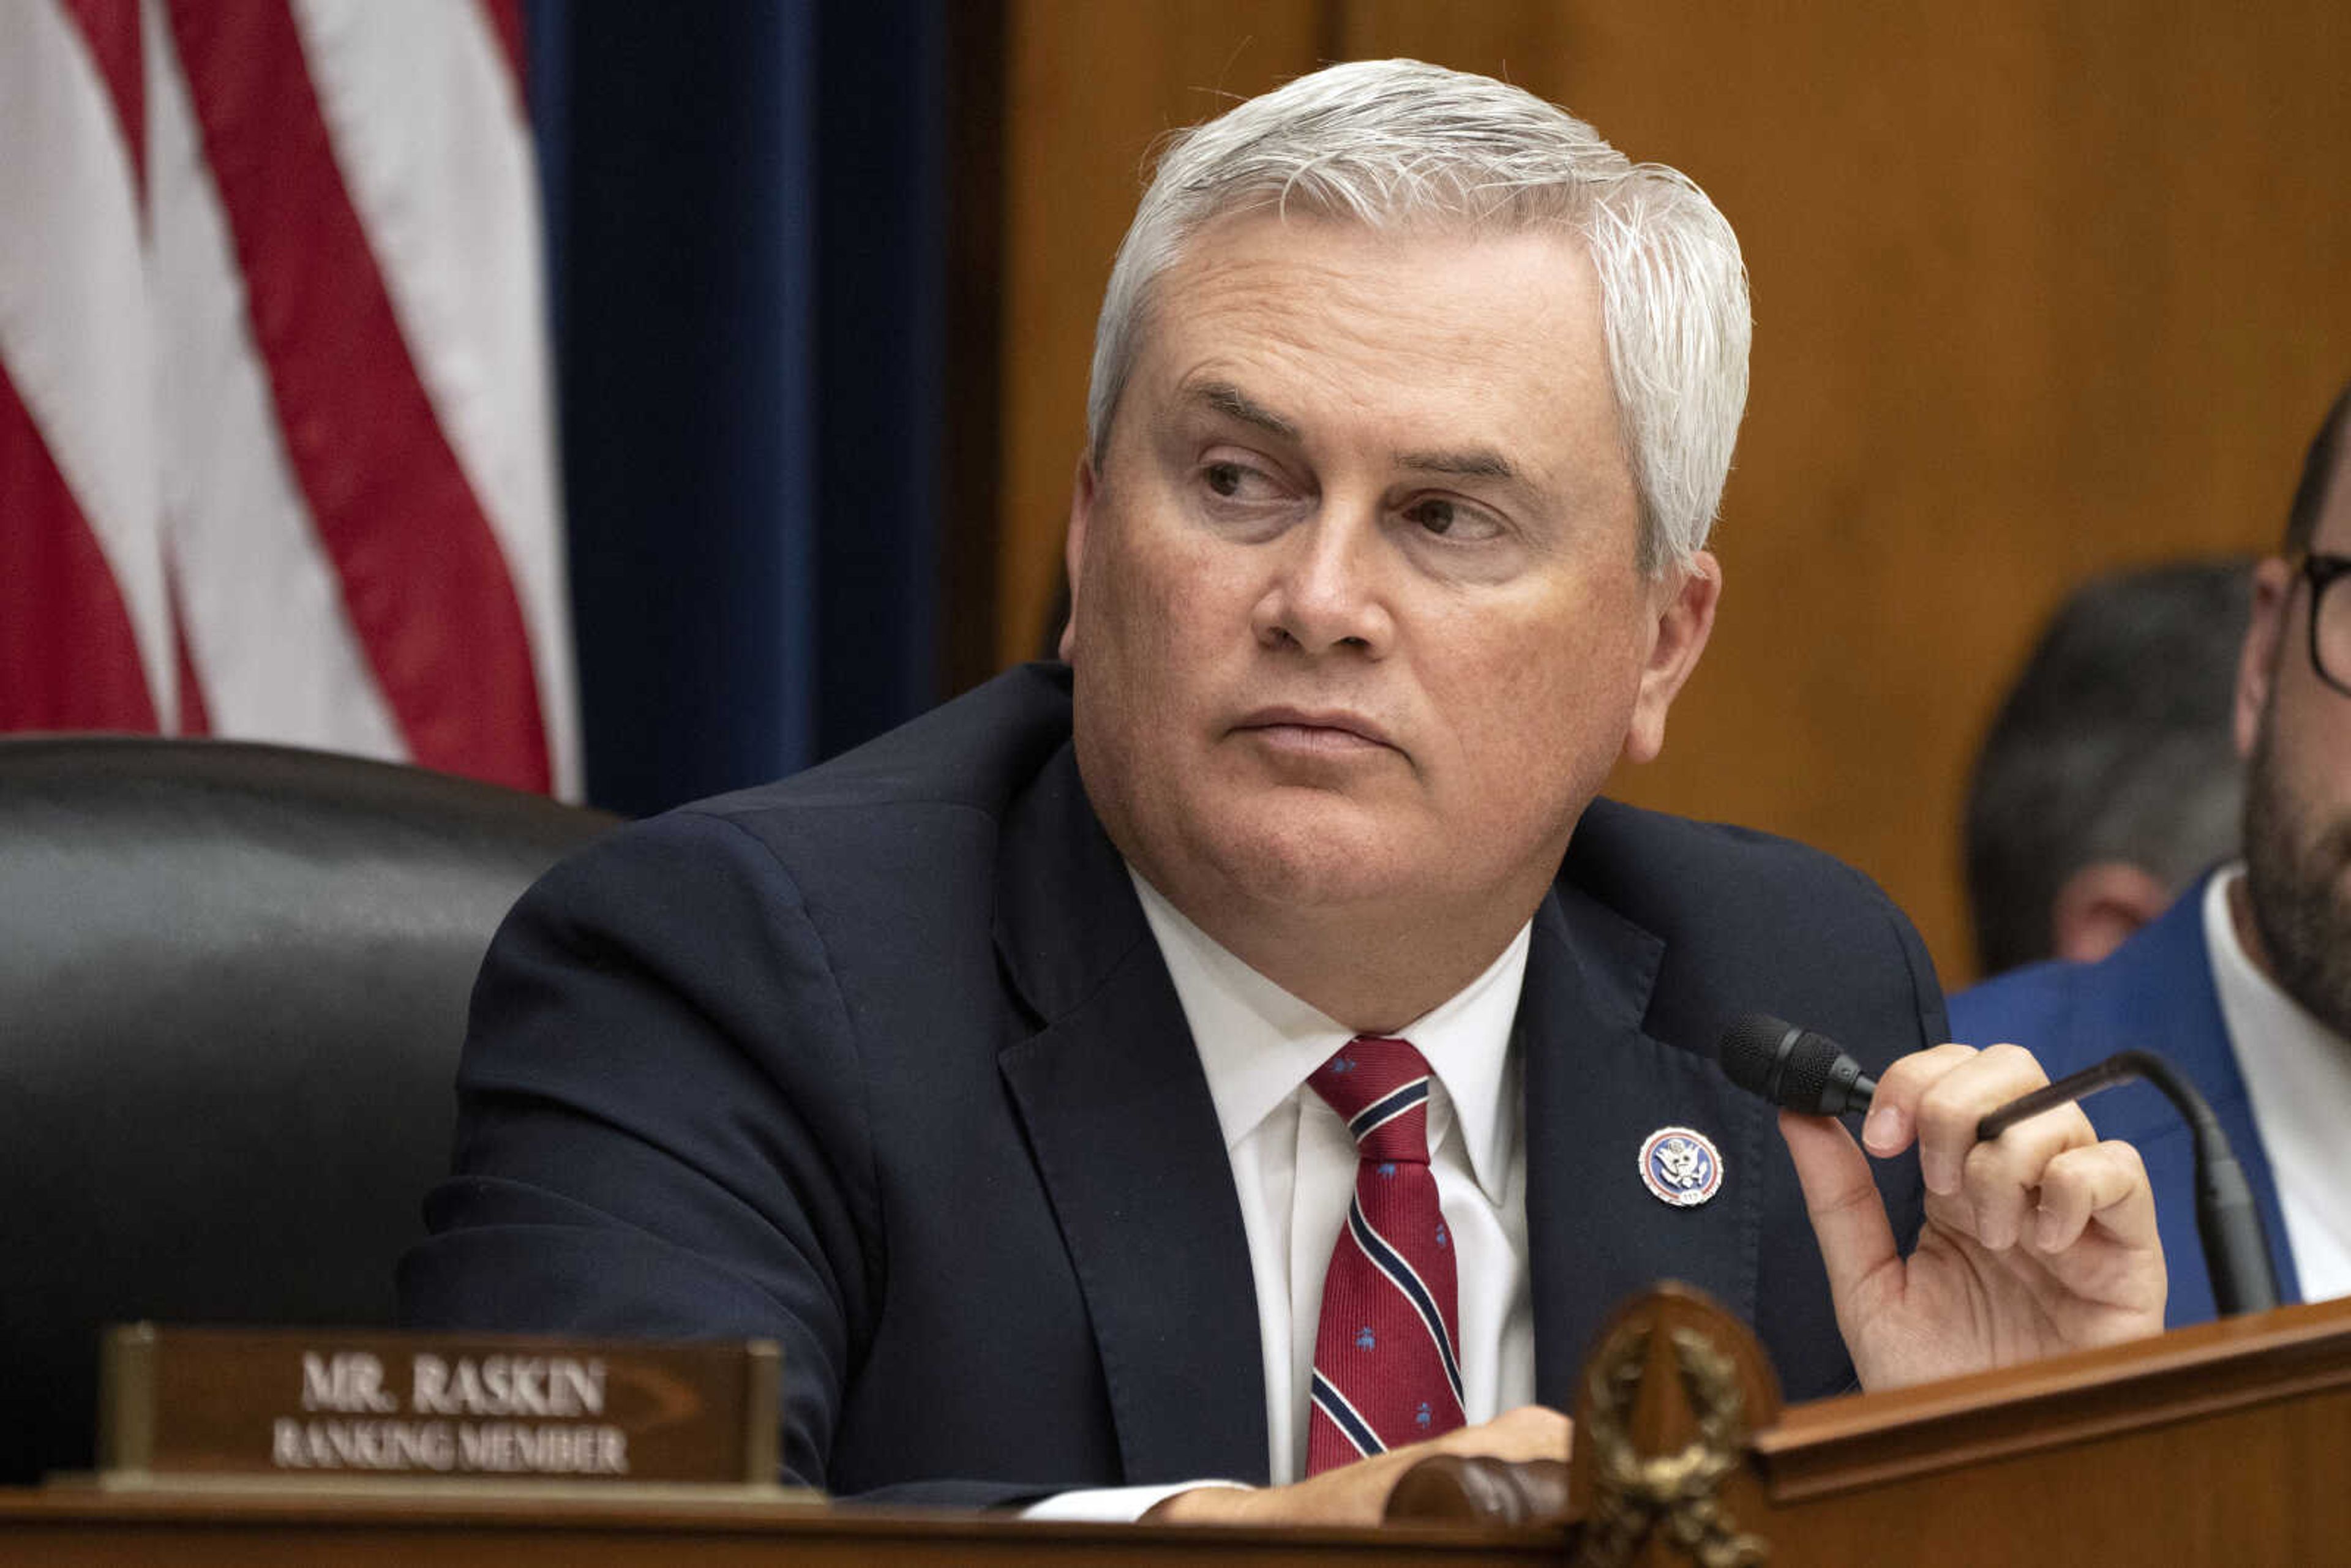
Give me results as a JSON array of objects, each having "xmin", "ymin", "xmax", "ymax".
[{"xmin": 1779, "ymin": 1108, "xmax": 1899, "ymax": 1310}]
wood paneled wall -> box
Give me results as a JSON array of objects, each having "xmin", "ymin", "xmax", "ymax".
[{"xmin": 988, "ymin": 1, "xmax": 2351, "ymax": 986}]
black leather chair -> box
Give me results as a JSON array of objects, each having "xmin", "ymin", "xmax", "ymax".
[{"xmin": 0, "ymin": 737, "xmax": 618, "ymax": 1483}]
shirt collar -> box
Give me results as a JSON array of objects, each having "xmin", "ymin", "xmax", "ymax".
[{"xmin": 1130, "ymin": 868, "xmax": 1531, "ymax": 1205}]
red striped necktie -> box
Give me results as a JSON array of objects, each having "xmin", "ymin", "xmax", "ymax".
[{"xmin": 1304, "ymin": 1035, "xmax": 1466, "ymax": 1474}]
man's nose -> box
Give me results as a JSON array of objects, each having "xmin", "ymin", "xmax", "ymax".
[{"xmin": 1251, "ymin": 506, "xmax": 1393, "ymax": 655}]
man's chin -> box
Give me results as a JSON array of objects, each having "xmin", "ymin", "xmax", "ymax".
[
  {"xmin": 1187, "ymin": 804, "xmax": 1423, "ymax": 912},
  {"xmin": 2248, "ymin": 849, "xmax": 2351, "ymax": 1042}
]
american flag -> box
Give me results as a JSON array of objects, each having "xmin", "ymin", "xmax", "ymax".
[{"xmin": 0, "ymin": 0, "xmax": 578, "ymax": 796}]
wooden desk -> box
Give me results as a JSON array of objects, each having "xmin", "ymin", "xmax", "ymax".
[
  {"xmin": 0, "ymin": 1484, "xmax": 1564, "ymax": 1567},
  {"xmin": 16, "ymin": 1296, "xmax": 2351, "ymax": 1564}
]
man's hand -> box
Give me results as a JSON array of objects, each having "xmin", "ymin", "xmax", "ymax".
[
  {"xmin": 1780, "ymin": 1041, "xmax": 2165, "ymax": 1390},
  {"xmin": 1142, "ymin": 1405, "xmax": 1570, "ymax": 1528}
]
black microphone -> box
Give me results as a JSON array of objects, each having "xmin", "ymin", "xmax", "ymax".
[
  {"xmin": 1716, "ymin": 1013, "xmax": 2283, "ymax": 1318},
  {"xmin": 1717, "ymin": 1012, "xmax": 1877, "ymax": 1116}
]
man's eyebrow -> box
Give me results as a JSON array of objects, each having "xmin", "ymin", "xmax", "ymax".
[
  {"xmin": 1187, "ymin": 381, "xmax": 1300, "ymax": 443},
  {"xmin": 1184, "ymin": 383, "xmax": 1521, "ymax": 486},
  {"xmin": 1396, "ymin": 447, "xmax": 1519, "ymax": 483}
]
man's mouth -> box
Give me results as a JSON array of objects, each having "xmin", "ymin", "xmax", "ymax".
[{"xmin": 1232, "ymin": 707, "xmax": 1400, "ymax": 754}]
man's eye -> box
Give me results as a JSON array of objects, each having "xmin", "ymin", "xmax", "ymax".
[
  {"xmin": 1204, "ymin": 461, "xmax": 1251, "ymax": 498},
  {"xmin": 1401, "ymin": 496, "xmax": 1504, "ymax": 544},
  {"xmin": 1407, "ymin": 498, "xmax": 1461, "ymax": 536}
]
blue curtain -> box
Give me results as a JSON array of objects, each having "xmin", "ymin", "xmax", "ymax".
[{"xmin": 528, "ymin": 0, "xmax": 947, "ymax": 817}]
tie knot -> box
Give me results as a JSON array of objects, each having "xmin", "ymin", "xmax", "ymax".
[{"xmin": 1309, "ymin": 1036, "xmax": 1433, "ymax": 1163}]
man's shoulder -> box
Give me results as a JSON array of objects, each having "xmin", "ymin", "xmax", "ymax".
[
  {"xmin": 522, "ymin": 664, "xmax": 1078, "ymax": 928},
  {"xmin": 1563, "ymin": 798, "xmax": 1945, "ymax": 1057},
  {"xmin": 689, "ymin": 662, "xmax": 1076, "ymax": 828},
  {"xmin": 1946, "ymin": 952, "xmax": 2095, "ymax": 1046},
  {"xmin": 1565, "ymin": 796, "xmax": 1914, "ymax": 937},
  {"xmin": 1948, "ymin": 879, "xmax": 2217, "ymax": 1068}
]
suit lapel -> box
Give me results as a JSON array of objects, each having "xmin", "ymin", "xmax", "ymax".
[
  {"xmin": 2081, "ymin": 889, "xmax": 2249, "ymax": 1141},
  {"xmin": 992, "ymin": 748, "xmax": 1270, "ymax": 1484},
  {"xmin": 2086, "ymin": 883, "xmax": 2303, "ymax": 1304},
  {"xmin": 1519, "ymin": 884, "xmax": 1775, "ymax": 1408}
]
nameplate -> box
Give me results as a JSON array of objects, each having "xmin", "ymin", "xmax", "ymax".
[{"xmin": 99, "ymin": 1326, "xmax": 781, "ymax": 1486}]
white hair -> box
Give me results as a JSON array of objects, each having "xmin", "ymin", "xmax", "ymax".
[{"xmin": 1086, "ymin": 59, "xmax": 1750, "ymax": 574}]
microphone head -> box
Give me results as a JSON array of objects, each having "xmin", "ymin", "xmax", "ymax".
[{"xmin": 1719, "ymin": 1013, "xmax": 1863, "ymax": 1114}]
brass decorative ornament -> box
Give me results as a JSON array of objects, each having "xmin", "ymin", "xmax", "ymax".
[{"xmin": 1573, "ymin": 1320, "xmax": 1768, "ymax": 1568}]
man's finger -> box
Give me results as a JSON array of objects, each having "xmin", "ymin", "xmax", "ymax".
[
  {"xmin": 1149, "ymin": 1405, "xmax": 1573, "ymax": 1527},
  {"xmin": 1959, "ymin": 1094, "xmax": 2096, "ymax": 1251},
  {"xmin": 1428, "ymin": 1403, "xmax": 1573, "ymax": 1463},
  {"xmin": 1911, "ymin": 1043, "xmax": 2071, "ymax": 1197},
  {"xmin": 2033, "ymin": 1139, "xmax": 2158, "ymax": 1255},
  {"xmin": 1779, "ymin": 1108, "xmax": 1899, "ymax": 1310},
  {"xmin": 1859, "ymin": 1041, "xmax": 1980, "ymax": 1159}
]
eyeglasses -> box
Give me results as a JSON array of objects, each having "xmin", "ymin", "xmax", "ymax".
[{"xmin": 2299, "ymin": 552, "xmax": 2351, "ymax": 697}]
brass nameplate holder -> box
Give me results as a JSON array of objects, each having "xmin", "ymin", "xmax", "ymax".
[{"xmin": 99, "ymin": 1325, "xmax": 781, "ymax": 1488}]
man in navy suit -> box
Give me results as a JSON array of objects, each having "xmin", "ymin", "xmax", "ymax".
[
  {"xmin": 1954, "ymin": 381, "xmax": 2351, "ymax": 1327},
  {"xmin": 403, "ymin": 61, "xmax": 2164, "ymax": 1519}
]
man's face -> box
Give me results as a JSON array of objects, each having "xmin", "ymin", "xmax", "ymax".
[
  {"xmin": 2238, "ymin": 441, "xmax": 2351, "ymax": 1037},
  {"xmin": 1062, "ymin": 212, "xmax": 1716, "ymax": 951}
]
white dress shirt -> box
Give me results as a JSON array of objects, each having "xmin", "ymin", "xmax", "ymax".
[
  {"xmin": 1024, "ymin": 872, "xmax": 1536, "ymax": 1518},
  {"xmin": 2203, "ymin": 868, "xmax": 2351, "ymax": 1301}
]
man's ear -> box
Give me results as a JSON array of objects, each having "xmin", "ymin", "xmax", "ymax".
[
  {"xmin": 1059, "ymin": 453, "xmax": 1098, "ymax": 663},
  {"xmin": 1622, "ymin": 550, "xmax": 1722, "ymax": 765},
  {"xmin": 2233, "ymin": 556, "xmax": 2293, "ymax": 758}
]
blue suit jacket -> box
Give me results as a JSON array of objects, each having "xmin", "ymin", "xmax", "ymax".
[
  {"xmin": 1949, "ymin": 880, "xmax": 2299, "ymax": 1328},
  {"xmin": 400, "ymin": 664, "xmax": 1940, "ymax": 1503}
]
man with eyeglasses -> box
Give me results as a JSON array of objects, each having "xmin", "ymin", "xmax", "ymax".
[{"xmin": 1953, "ymin": 380, "xmax": 2351, "ymax": 1327}]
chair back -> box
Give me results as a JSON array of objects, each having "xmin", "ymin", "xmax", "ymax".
[{"xmin": 0, "ymin": 737, "xmax": 618, "ymax": 1483}]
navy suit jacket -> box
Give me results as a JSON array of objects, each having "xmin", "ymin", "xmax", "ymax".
[
  {"xmin": 400, "ymin": 664, "xmax": 1940, "ymax": 1504},
  {"xmin": 1949, "ymin": 879, "xmax": 2300, "ymax": 1329}
]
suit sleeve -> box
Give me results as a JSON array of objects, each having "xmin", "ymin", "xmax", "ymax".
[{"xmin": 399, "ymin": 808, "xmax": 890, "ymax": 1494}]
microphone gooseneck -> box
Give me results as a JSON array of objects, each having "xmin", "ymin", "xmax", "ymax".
[
  {"xmin": 1974, "ymin": 1048, "xmax": 2281, "ymax": 1316},
  {"xmin": 1717, "ymin": 1015, "xmax": 2284, "ymax": 1318}
]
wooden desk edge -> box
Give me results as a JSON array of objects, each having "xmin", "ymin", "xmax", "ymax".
[
  {"xmin": 1753, "ymin": 1296, "xmax": 2351, "ymax": 1501},
  {"xmin": 0, "ymin": 1479, "xmax": 1567, "ymax": 1558}
]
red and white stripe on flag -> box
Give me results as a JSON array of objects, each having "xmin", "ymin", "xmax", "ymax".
[{"xmin": 0, "ymin": 0, "xmax": 578, "ymax": 797}]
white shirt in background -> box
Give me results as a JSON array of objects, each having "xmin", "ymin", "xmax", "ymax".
[{"xmin": 2203, "ymin": 866, "xmax": 2351, "ymax": 1302}]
